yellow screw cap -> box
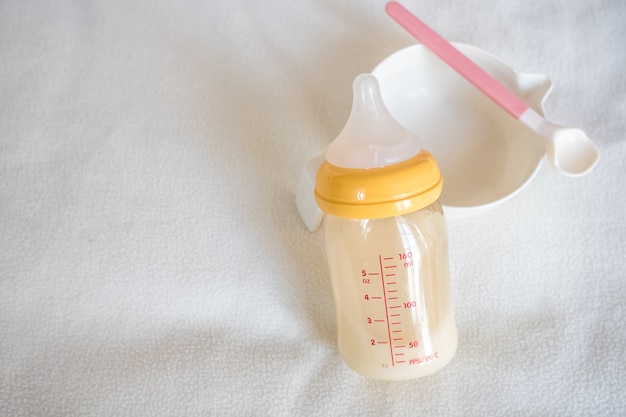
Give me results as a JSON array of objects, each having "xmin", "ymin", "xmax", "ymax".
[{"xmin": 314, "ymin": 150, "xmax": 442, "ymax": 219}]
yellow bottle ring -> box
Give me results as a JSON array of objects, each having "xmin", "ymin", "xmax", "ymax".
[{"xmin": 314, "ymin": 150, "xmax": 442, "ymax": 219}]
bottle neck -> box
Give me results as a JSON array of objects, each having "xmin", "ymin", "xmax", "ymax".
[{"xmin": 314, "ymin": 150, "xmax": 443, "ymax": 219}]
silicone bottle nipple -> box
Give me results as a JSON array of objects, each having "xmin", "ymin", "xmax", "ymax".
[
  {"xmin": 315, "ymin": 73, "xmax": 443, "ymax": 220},
  {"xmin": 326, "ymin": 73, "xmax": 423, "ymax": 169}
]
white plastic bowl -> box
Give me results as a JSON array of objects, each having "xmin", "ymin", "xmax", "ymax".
[{"xmin": 372, "ymin": 43, "xmax": 552, "ymax": 218}]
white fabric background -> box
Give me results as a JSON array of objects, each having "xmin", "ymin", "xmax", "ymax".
[{"xmin": 1, "ymin": 0, "xmax": 624, "ymax": 416}]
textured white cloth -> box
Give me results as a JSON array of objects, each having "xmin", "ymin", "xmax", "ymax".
[{"xmin": 1, "ymin": 0, "xmax": 625, "ymax": 416}]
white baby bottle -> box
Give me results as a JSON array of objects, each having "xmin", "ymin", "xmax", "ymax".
[{"xmin": 314, "ymin": 73, "xmax": 457, "ymax": 380}]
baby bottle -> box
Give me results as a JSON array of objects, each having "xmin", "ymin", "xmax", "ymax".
[{"xmin": 314, "ymin": 74, "xmax": 457, "ymax": 380}]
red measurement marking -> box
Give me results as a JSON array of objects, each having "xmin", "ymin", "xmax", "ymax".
[
  {"xmin": 377, "ymin": 341, "xmax": 388, "ymax": 344},
  {"xmin": 388, "ymin": 297, "xmax": 398, "ymax": 300},
  {"xmin": 384, "ymin": 257, "xmax": 394, "ymax": 260},
  {"xmin": 379, "ymin": 255, "xmax": 394, "ymax": 367},
  {"xmin": 390, "ymin": 314, "xmax": 400, "ymax": 317},
  {"xmin": 371, "ymin": 296, "xmax": 382, "ymax": 299},
  {"xmin": 374, "ymin": 320, "xmax": 385, "ymax": 323},
  {"xmin": 394, "ymin": 345, "xmax": 406, "ymax": 348},
  {"xmin": 393, "ymin": 338, "xmax": 403, "ymax": 341},
  {"xmin": 396, "ymin": 360, "xmax": 406, "ymax": 364},
  {"xmin": 368, "ymin": 272, "xmax": 380, "ymax": 275},
  {"xmin": 391, "ymin": 322, "xmax": 401, "ymax": 325},
  {"xmin": 387, "ymin": 282, "xmax": 397, "ymax": 285},
  {"xmin": 385, "ymin": 273, "xmax": 396, "ymax": 277},
  {"xmin": 385, "ymin": 265, "xmax": 397, "ymax": 268},
  {"xmin": 387, "ymin": 289, "xmax": 398, "ymax": 293},
  {"xmin": 389, "ymin": 305, "xmax": 401, "ymax": 309},
  {"xmin": 395, "ymin": 353, "xmax": 405, "ymax": 356},
  {"xmin": 392, "ymin": 330, "xmax": 402, "ymax": 333}
]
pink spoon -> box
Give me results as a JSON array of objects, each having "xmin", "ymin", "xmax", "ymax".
[{"xmin": 386, "ymin": 1, "xmax": 599, "ymax": 177}]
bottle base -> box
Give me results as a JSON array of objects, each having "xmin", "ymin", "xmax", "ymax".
[{"xmin": 341, "ymin": 341, "xmax": 457, "ymax": 381}]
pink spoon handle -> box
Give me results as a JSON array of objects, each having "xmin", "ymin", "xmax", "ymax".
[{"xmin": 385, "ymin": 1, "xmax": 529, "ymax": 119}]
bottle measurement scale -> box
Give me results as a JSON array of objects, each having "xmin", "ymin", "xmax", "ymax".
[{"xmin": 362, "ymin": 252, "xmax": 431, "ymax": 369}]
